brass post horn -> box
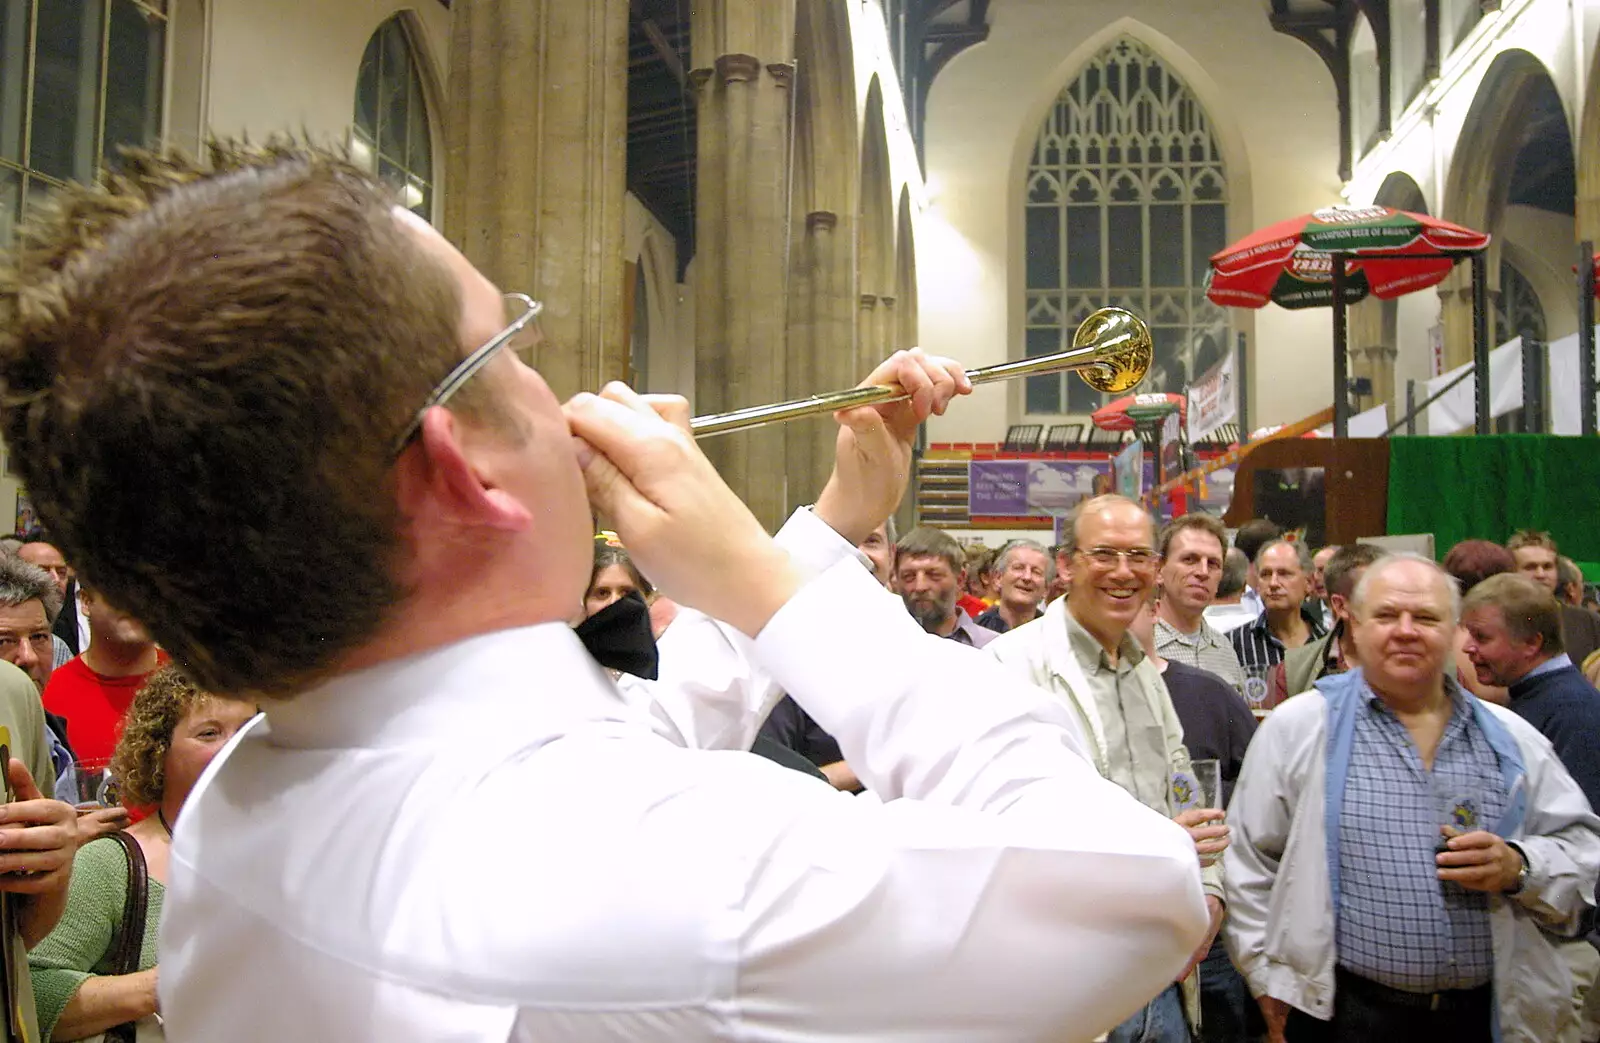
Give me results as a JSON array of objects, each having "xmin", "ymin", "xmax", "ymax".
[{"xmin": 690, "ymin": 307, "xmax": 1153, "ymax": 438}]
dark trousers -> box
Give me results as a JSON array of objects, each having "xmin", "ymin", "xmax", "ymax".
[
  {"xmin": 1285, "ymin": 969, "xmax": 1493, "ymax": 1043},
  {"xmin": 1197, "ymin": 941, "xmax": 1257, "ymax": 1043}
]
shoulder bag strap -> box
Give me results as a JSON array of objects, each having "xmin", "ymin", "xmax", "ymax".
[{"xmin": 101, "ymin": 832, "xmax": 149, "ymax": 1043}]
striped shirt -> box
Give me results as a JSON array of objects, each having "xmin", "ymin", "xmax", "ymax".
[
  {"xmin": 1229, "ymin": 608, "xmax": 1327, "ymax": 710},
  {"xmin": 1336, "ymin": 684, "xmax": 1505, "ymax": 992},
  {"xmin": 1154, "ymin": 617, "xmax": 1245, "ymax": 695}
]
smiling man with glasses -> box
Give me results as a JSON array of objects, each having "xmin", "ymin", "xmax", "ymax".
[{"xmin": 988, "ymin": 493, "xmax": 1232, "ymax": 1043}]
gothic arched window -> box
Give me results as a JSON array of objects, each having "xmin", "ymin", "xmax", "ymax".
[
  {"xmin": 1350, "ymin": 15, "xmax": 1381, "ymax": 156},
  {"xmin": 1442, "ymin": 0, "xmax": 1481, "ymax": 58},
  {"xmin": 1391, "ymin": 0, "xmax": 1428, "ymax": 110},
  {"xmin": 1023, "ymin": 37, "xmax": 1229, "ymax": 415},
  {"xmin": 1494, "ymin": 261, "xmax": 1543, "ymax": 433},
  {"xmin": 1495, "ymin": 261, "xmax": 1545, "ymax": 346},
  {"xmin": 354, "ymin": 16, "xmax": 433, "ymax": 220}
]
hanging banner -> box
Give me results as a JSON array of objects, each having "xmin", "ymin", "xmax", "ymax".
[
  {"xmin": 969, "ymin": 457, "xmax": 1155, "ymax": 517},
  {"xmin": 1187, "ymin": 353, "xmax": 1237, "ymax": 441},
  {"xmin": 1113, "ymin": 441, "xmax": 1144, "ymax": 500}
]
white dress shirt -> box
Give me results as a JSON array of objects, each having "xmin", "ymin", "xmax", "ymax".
[
  {"xmin": 1202, "ymin": 600, "xmax": 1260, "ymax": 635},
  {"xmin": 160, "ymin": 511, "xmax": 1206, "ymax": 1042}
]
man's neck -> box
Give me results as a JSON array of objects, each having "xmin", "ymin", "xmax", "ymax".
[
  {"xmin": 1378, "ymin": 678, "xmax": 1454, "ymax": 764},
  {"xmin": 1211, "ymin": 594, "xmax": 1241, "ymax": 606},
  {"xmin": 1265, "ymin": 607, "xmax": 1309, "ymax": 645},
  {"xmin": 1067, "ymin": 602, "xmax": 1125, "ymax": 663},
  {"xmin": 999, "ymin": 598, "xmax": 1037, "ymax": 629},
  {"xmin": 1505, "ymin": 653, "xmax": 1561, "ymax": 688},
  {"xmin": 928, "ymin": 611, "xmax": 959, "ymax": 638},
  {"xmin": 1156, "ymin": 600, "xmax": 1203, "ymax": 635},
  {"xmin": 1336, "ymin": 623, "xmax": 1357, "ymax": 666},
  {"xmin": 81, "ymin": 641, "xmax": 159, "ymax": 678}
]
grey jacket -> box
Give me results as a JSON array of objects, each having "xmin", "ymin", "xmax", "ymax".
[{"xmin": 1223, "ymin": 670, "xmax": 1600, "ymax": 1042}]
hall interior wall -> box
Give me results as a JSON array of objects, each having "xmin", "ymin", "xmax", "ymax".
[
  {"xmin": 1342, "ymin": 0, "xmax": 1600, "ymax": 424},
  {"xmin": 132, "ymin": 1, "xmax": 924, "ymax": 408},
  {"xmin": 917, "ymin": 2, "xmax": 1343, "ymax": 443}
]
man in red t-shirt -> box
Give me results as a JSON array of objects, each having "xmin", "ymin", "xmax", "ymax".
[{"xmin": 41, "ymin": 586, "xmax": 166, "ymax": 770}]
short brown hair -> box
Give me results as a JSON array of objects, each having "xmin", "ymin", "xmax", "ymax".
[
  {"xmin": 1461, "ymin": 573, "xmax": 1564, "ymax": 656},
  {"xmin": 1324, "ymin": 543, "xmax": 1387, "ymax": 600},
  {"xmin": 1443, "ymin": 539, "xmax": 1517, "ymax": 595},
  {"xmin": 1507, "ymin": 530, "xmax": 1558, "ymax": 555},
  {"xmin": 110, "ymin": 665, "xmax": 247, "ymax": 807},
  {"xmin": 1157, "ymin": 513, "xmax": 1226, "ymax": 560},
  {"xmin": 896, "ymin": 526, "xmax": 964, "ymax": 573},
  {"xmin": 1233, "ymin": 518, "xmax": 1283, "ymax": 561},
  {"xmin": 0, "ymin": 143, "xmax": 500, "ymax": 698}
]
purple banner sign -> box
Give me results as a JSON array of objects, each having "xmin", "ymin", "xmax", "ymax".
[
  {"xmin": 967, "ymin": 461, "xmax": 1029, "ymax": 515},
  {"xmin": 969, "ymin": 459, "xmax": 1161, "ymax": 517}
]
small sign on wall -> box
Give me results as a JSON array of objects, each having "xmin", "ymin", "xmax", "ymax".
[{"xmin": 13, "ymin": 491, "xmax": 32, "ymax": 536}]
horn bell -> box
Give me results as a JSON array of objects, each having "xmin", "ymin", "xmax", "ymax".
[{"xmin": 1073, "ymin": 306, "xmax": 1153, "ymax": 393}]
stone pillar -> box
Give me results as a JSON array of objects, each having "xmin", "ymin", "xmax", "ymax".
[
  {"xmin": 692, "ymin": 3, "xmax": 798, "ymax": 531},
  {"xmin": 783, "ymin": 210, "xmax": 855, "ymax": 507},
  {"xmin": 1437, "ymin": 274, "xmax": 1474, "ymax": 373},
  {"xmin": 444, "ymin": 0, "xmax": 630, "ymax": 400},
  {"xmin": 1364, "ymin": 344, "xmax": 1398, "ymax": 408},
  {"xmin": 878, "ymin": 295, "xmax": 897, "ymax": 363},
  {"xmin": 857, "ymin": 293, "xmax": 881, "ymax": 374},
  {"xmin": 1439, "ymin": 255, "xmax": 1502, "ymax": 373}
]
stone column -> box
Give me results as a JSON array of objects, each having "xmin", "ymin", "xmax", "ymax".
[
  {"xmin": 692, "ymin": 3, "xmax": 798, "ymax": 531},
  {"xmin": 1437, "ymin": 273, "xmax": 1475, "ymax": 373},
  {"xmin": 783, "ymin": 209, "xmax": 856, "ymax": 507},
  {"xmin": 444, "ymin": 0, "xmax": 630, "ymax": 400},
  {"xmin": 857, "ymin": 293, "xmax": 881, "ymax": 375},
  {"xmin": 1364, "ymin": 344, "xmax": 1398, "ymax": 408},
  {"xmin": 1438, "ymin": 255, "xmax": 1502, "ymax": 374}
]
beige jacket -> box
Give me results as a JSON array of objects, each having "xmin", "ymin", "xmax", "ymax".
[{"xmin": 986, "ymin": 597, "xmax": 1222, "ymax": 1031}]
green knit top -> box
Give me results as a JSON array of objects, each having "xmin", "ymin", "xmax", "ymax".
[{"xmin": 28, "ymin": 836, "xmax": 163, "ymax": 1041}]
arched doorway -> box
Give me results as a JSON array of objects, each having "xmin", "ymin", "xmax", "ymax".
[
  {"xmin": 1441, "ymin": 50, "xmax": 1574, "ymax": 372},
  {"xmin": 1350, "ymin": 171, "xmax": 1430, "ymax": 411}
]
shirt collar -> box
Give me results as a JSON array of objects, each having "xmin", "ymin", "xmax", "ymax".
[
  {"xmin": 950, "ymin": 608, "xmax": 985, "ymax": 643},
  {"xmin": 1246, "ymin": 603, "xmax": 1328, "ymax": 641},
  {"xmin": 263, "ymin": 624, "xmax": 634, "ymax": 751},
  {"xmin": 1358, "ymin": 667, "xmax": 1474, "ymax": 720},
  {"xmin": 1153, "ymin": 614, "xmax": 1221, "ymax": 648},
  {"xmin": 1521, "ymin": 653, "xmax": 1574, "ymax": 683},
  {"xmin": 1064, "ymin": 605, "xmax": 1144, "ymax": 671}
]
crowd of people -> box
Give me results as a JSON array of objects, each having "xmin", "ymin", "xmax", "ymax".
[
  {"xmin": 0, "ymin": 141, "xmax": 1589, "ymax": 1043},
  {"xmin": 722, "ymin": 509, "xmax": 1600, "ymax": 1043}
]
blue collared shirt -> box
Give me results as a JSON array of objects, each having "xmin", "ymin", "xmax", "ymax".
[
  {"xmin": 1335, "ymin": 686, "xmax": 1508, "ymax": 992},
  {"xmin": 1522, "ymin": 654, "xmax": 1573, "ymax": 683}
]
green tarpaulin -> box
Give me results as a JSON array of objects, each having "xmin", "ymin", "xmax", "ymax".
[{"xmin": 1387, "ymin": 436, "xmax": 1600, "ymax": 567}]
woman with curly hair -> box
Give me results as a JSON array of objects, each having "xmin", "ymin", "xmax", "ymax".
[{"xmin": 28, "ymin": 666, "xmax": 255, "ymax": 1041}]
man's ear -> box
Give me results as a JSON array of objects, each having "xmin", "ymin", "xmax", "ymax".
[{"xmin": 398, "ymin": 407, "xmax": 532, "ymax": 532}]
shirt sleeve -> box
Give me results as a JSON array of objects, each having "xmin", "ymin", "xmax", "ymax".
[
  {"xmin": 28, "ymin": 838, "xmax": 126, "ymax": 1041},
  {"xmin": 613, "ymin": 507, "xmax": 866, "ymax": 753},
  {"xmin": 1222, "ymin": 705, "xmax": 1308, "ymax": 997}
]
